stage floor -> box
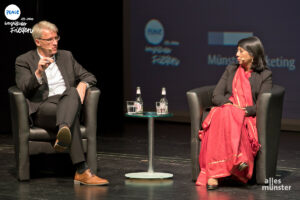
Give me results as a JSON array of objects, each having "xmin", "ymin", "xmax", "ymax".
[{"xmin": 0, "ymin": 119, "xmax": 299, "ymax": 199}]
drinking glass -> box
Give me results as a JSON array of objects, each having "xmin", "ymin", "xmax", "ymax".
[{"xmin": 127, "ymin": 101, "xmax": 137, "ymax": 114}]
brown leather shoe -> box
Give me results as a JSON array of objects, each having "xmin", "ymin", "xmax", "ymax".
[
  {"xmin": 54, "ymin": 126, "xmax": 71, "ymax": 152},
  {"xmin": 74, "ymin": 169, "xmax": 109, "ymax": 186}
]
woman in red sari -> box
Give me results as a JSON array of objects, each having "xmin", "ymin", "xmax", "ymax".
[{"xmin": 196, "ymin": 36, "xmax": 272, "ymax": 189}]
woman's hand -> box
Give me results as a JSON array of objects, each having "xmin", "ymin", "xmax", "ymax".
[
  {"xmin": 233, "ymin": 104, "xmax": 248, "ymax": 115},
  {"xmin": 223, "ymin": 103, "xmax": 247, "ymax": 115},
  {"xmin": 232, "ymin": 104, "xmax": 243, "ymax": 109}
]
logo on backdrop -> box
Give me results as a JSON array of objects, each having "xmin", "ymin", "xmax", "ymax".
[
  {"xmin": 207, "ymin": 31, "xmax": 296, "ymax": 71},
  {"xmin": 144, "ymin": 19, "xmax": 181, "ymax": 67},
  {"xmin": 4, "ymin": 4, "xmax": 21, "ymax": 20},
  {"xmin": 3, "ymin": 4, "xmax": 34, "ymax": 34},
  {"xmin": 145, "ymin": 19, "xmax": 164, "ymax": 45}
]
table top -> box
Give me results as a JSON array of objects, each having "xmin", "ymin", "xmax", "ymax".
[{"xmin": 125, "ymin": 112, "xmax": 173, "ymax": 118}]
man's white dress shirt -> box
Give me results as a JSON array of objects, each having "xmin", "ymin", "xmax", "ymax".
[{"xmin": 36, "ymin": 50, "xmax": 66, "ymax": 97}]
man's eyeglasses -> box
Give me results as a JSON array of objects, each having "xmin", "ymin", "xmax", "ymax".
[{"xmin": 38, "ymin": 36, "xmax": 60, "ymax": 43}]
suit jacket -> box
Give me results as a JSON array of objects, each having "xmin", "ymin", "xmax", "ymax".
[
  {"xmin": 15, "ymin": 49, "xmax": 97, "ymax": 115},
  {"xmin": 212, "ymin": 64, "xmax": 272, "ymax": 116}
]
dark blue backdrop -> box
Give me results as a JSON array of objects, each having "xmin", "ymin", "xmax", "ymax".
[{"xmin": 127, "ymin": 0, "xmax": 300, "ymax": 119}]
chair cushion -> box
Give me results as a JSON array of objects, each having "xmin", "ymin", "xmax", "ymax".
[
  {"xmin": 29, "ymin": 125, "xmax": 87, "ymax": 141},
  {"xmin": 28, "ymin": 138, "xmax": 88, "ymax": 155}
]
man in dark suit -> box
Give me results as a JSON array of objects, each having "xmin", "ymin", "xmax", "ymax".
[{"xmin": 15, "ymin": 21, "xmax": 108, "ymax": 186}]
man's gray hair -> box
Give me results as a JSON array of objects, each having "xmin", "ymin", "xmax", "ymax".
[{"xmin": 32, "ymin": 21, "xmax": 58, "ymax": 40}]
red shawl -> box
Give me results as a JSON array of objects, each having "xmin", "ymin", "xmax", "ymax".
[{"xmin": 196, "ymin": 66, "xmax": 260, "ymax": 186}]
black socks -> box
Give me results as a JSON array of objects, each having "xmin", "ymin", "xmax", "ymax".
[{"xmin": 75, "ymin": 161, "xmax": 89, "ymax": 174}]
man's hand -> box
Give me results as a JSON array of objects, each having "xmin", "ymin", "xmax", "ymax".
[
  {"xmin": 76, "ymin": 82, "xmax": 87, "ymax": 104},
  {"xmin": 35, "ymin": 57, "xmax": 54, "ymax": 78}
]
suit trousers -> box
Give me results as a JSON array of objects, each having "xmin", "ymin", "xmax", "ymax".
[{"xmin": 33, "ymin": 87, "xmax": 85, "ymax": 164}]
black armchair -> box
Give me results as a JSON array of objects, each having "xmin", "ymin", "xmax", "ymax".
[
  {"xmin": 186, "ymin": 85, "xmax": 285, "ymax": 184},
  {"xmin": 8, "ymin": 86, "xmax": 100, "ymax": 181}
]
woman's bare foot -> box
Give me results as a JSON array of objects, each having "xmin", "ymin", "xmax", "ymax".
[
  {"xmin": 207, "ymin": 178, "xmax": 218, "ymax": 190},
  {"xmin": 208, "ymin": 178, "xmax": 218, "ymax": 185}
]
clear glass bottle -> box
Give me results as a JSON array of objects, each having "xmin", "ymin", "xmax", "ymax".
[
  {"xmin": 135, "ymin": 86, "xmax": 143, "ymax": 113},
  {"xmin": 160, "ymin": 87, "xmax": 168, "ymax": 114}
]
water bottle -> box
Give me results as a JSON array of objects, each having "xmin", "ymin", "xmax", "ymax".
[
  {"xmin": 160, "ymin": 87, "xmax": 168, "ymax": 114},
  {"xmin": 135, "ymin": 86, "xmax": 143, "ymax": 113}
]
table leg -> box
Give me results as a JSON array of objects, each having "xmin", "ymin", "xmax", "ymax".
[
  {"xmin": 124, "ymin": 116, "xmax": 173, "ymax": 179},
  {"xmin": 148, "ymin": 117, "xmax": 154, "ymax": 173}
]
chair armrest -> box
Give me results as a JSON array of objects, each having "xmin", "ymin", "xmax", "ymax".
[
  {"xmin": 82, "ymin": 87, "xmax": 100, "ymax": 173},
  {"xmin": 256, "ymin": 84, "xmax": 285, "ymax": 183},
  {"xmin": 82, "ymin": 87, "xmax": 101, "ymax": 128},
  {"xmin": 186, "ymin": 85, "xmax": 216, "ymax": 132},
  {"xmin": 8, "ymin": 86, "xmax": 30, "ymax": 143},
  {"xmin": 186, "ymin": 85, "xmax": 215, "ymax": 181},
  {"xmin": 8, "ymin": 86, "xmax": 31, "ymax": 180}
]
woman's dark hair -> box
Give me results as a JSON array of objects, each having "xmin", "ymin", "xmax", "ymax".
[{"xmin": 238, "ymin": 36, "xmax": 267, "ymax": 72}]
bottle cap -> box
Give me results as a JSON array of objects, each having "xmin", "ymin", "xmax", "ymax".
[
  {"xmin": 162, "ymin": 87, "xmax": 166, "ymax": 95},
  {"xmin": 136, "ymin": 87, "xmax": 141, "ymax": 94}
]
